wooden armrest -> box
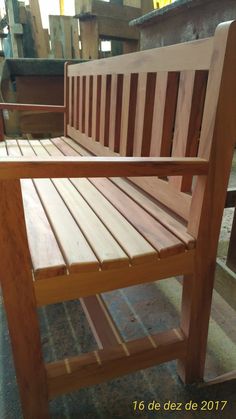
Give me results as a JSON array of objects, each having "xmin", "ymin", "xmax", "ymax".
[
  {"xmin": 0, "ymin": 157, "xmax": 208, "ymax": 180},
  {"xmin": 0, "ymin": 103, "xmax": 65, "ymax": 113}
]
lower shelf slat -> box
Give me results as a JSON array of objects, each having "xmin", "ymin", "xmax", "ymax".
[{"xmin": 46, "ymin": 328, "xmax": 187, "ymax": 398}]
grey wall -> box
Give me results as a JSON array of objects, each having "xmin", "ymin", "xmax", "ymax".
[{"xmin": 134, "ymin": 0, "xmax": 236, "ymax": 50}]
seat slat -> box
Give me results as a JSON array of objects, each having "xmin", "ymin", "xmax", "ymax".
[
  {"xmin": 36, "ymin": 138, "xmax": 130, "ymax": 270},
  {"xmin": 12, "ymin": 140, "xmax": 67, "ymax": 280},
  {"xmin": 56, "ymin": 136, "xmax": 193, "ymax": 251},
  {"xmin": 21, "ymin": 180, "xmax": 67, "ymax": 280},
  {"xmin": 52, "ymin": 178, "xmax": 130, "ymax": 269},
  {"xmin": 89, "ymin": 178, "xmax": 186, "ymax": 257},
  {"xmin": 34, "ymin": 178, "xmax": 99, "ymax": 273},
  {"xmin": 71, "ymin": 177, "xmax": 157, "ymax": 264},
  {"xmin": 111, "ymin": 177, "xmax": 195, "ymax": 249},
  {"xmin": 6, "ymin": 139, "xmax": 22, "ymax": 156},
  {"xmin": 21, "ymin": 138, "xmax": 100, "ymax": 274},
  {"xmin": 0, "ymin": 142, "xmax": 7, "ymax": 156}
]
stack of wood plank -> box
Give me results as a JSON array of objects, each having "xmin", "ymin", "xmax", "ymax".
[{"xmin": 3, "ymin": 0, "xmax": 81, "ymax": 59}]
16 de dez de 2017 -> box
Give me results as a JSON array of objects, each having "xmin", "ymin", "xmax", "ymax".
[{"xmin": 133, "ymin": 400, "xmax": 228, "ymax": 412}]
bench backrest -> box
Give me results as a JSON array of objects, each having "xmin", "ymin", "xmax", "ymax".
[{"xmin": 65, "ymin": 21, "xmax": 236, "ymax": 247}]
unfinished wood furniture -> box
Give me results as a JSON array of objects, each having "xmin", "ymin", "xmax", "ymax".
[{"xmin": 0, "ymin": 20, "xmax": 236, "ymax": 419}]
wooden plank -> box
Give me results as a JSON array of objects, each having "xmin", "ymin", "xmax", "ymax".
[
  {"xmin": 68, "ymin": 37, "xmax": 213, "ymax": 77},
  {"xmin": 150, "ymin": 72, "xmax": 179, "ymax": 157},
  {"xmin": 0, "ymin": 178, "xmax": 50, "ymax": 418},
  {"xmin": 21, "ymin": 179, "xmax": 67, "ymax": 280},
  {"xmin": 71, "ymin": 178, "xmax": 157, "ymax": 264},
  {"xmin": 80, "ymin": 19, "xmax": 99, "ymax": 60},
  {"xmin": 17, "ymin": 139, "xmax": 67, "ymax": 280},
  {"xmin": 108, "ymin": 74, "xmax": 117, "ymax": 151},
  {"xmin": 98, "ymin": 16, "xmax": 139, "ymax": 41},
  {"xmin": 129, "ymin": 177, "xmax": 192, "ymax": 221},
  {"xmin": 50, "ymin": 16, "xmax": 80, "ymax": 60},
  {"xmin": 5, "ymin": 0, "xmax": 23, "ymax": 58},
  {"xmin": 180, "ymin": 21, "xmax": 236, "ymax": 383},
  {"xmin": 52, "ymin": 178, "xmax": 130, "ymax": 269},
  {"xmin": 64, "ymin": 62, "xmax": 70, "ymax": 136},
  {"xmin": 111, "ymin": 177, "xmax": 195, "ymax": 249},
  {"xmin": 120, "ymin": 74, "xmax": 138, "ymax": 156},
  {"xmin": 0, "ymin": 142, "xmax": 7, "ymax": 156},
  {"xmin": 33, "ymin": 178, "xmax": 99, "ymax": 273},
  {"xmin": 35, "ymin": 249, "xmax": 195, "ymax": 306},
  {"xmin": 80, "ymin": 294, "xmax": 123, "ymax": 349},
  {"xmin": 89, "ymin": 177, "xmax": 186, "ymax": 257},
  {"xmin": 169, "ymin": 70, "xmax": 196, "ymax": 189},
  {"xmin": 5, "ymin": 139, "xmax": 22, "ymax": 156},
  {"xmin": 133, "ymin": 73, "xmax": 147, "ymax": 156},
  {"xmin": 29, "ymin": 0, "xmax": 48, "ymax": 58},
  {"xmin": 47, "ymin": 328, "xmax": 186, "ymax": 397},
  {"xmin": 0, "ymin": 155, "xmax": 209, "ymax": 180},
  {"xmin": 30, "ymin": 138, "xmax": 100, "ymax": 273},
  {"xmin": 99, "ymin": 75, "xmax": 107, "ymax": 145}
]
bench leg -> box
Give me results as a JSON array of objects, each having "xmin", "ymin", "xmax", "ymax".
[
  {"xmin": 0, "ymin": 179, "xmax": 50, "ymax": 419},
  {"xmin": 178, "ymin": 261, "xmax": 215, "ymax": 384}
]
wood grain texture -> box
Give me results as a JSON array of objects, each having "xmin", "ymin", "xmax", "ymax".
[
  {"xmin": 46, "ymin": 328, "xmax": 187, "ymax": 398},
  {"xmin": 68, "ymin": 37, "xmax": 213, "ymax": 77},
  {"xmin": 0, "ymin": 156, "xmax": 208, "ymax": 179},
  {"xmin": 34, "ymin": 249, "xmax": 195, "ymax": 306},
  {"xmin": 0, "ymin": 179, "xmax": 49, "ymax": 418}
]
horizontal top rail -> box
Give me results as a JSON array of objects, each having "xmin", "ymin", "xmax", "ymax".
[
  {"xmin": 68, "ymin": 37, "xmax": 213, "ymax": 76},
  {"xmin": 0, "ymin": 157, "xmax": 209, "ymax": 179}
]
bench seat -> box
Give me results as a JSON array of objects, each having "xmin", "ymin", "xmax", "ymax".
[{"xmin": 0, "ymin": 136, "xmax": 195, "ymax": 281}]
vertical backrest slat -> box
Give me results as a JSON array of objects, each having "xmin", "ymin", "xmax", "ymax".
[
  {"xmin": 82, "ymin": 76, "xmax": 86, "ymax": 133},
  {"xmin": 85, "ymin": 76, "xmax": 90, "ymax": 136},
  {"xmin": 64, "ymin": 62, "xmax": 69, "ymax": 136},
  {"xmin": 104, "ymin": 75, "xmax": 112, "ymax": 147},
  {"xmin": 169, "ymin": 70, "xmax": 196, "ymax": 189},
  {"xmin": 76, "ymin": 77, "xmax": 80, "ymax": 130},
  {"xmin": 99, "ymin": 75, "xmax": 107, "ymax": 145},
  {"xmin": 133, "ymin": 73, "xmax": 147, "ymax": 156},
  {"xmin": 78, "ymin": 76, "xmax": 83, "ymax": 132},
  {"xmin": 141, "ymin": 72, "xmax": 157, "ymax": 156},
  {"xmin": 150, "ymin": 72, "xmax": 179, "ymax": 157},
  {"xmin": 73, "ymin": 76, "xmax": 78, "ymax": 130},
  {"xmin": 68, "ymin": 76, "xmax": 74, "ymax": 127},
  {"xmin": 91, "ymin": 75, "xmax": 98, "ymax": 140},
  {"xmin": 180, "ymin": 70, "xmax": 208, "ymax": 191},
  {"xmin": 119, "ymin": 74, "xmax": 138, "ymax": 156},
  {"xmin": 108, "ymin": 74, "xmax": 118, "ymax": 152},
  {"xmin": 150, "ymin": 71, "xmax": 168, "ymax": 157}
]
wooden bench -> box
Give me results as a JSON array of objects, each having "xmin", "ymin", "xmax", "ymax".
[{"xmin": 0, "ymin": 20, "xmax": 236, "ymax": 419}]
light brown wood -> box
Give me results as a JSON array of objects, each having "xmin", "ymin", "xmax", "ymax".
[
  {"xmin": 80, "ymin": 294, "xmax": 123, "ymax": 349},
  {"xmin": 0, "ymin": 178, "xmax": 50, "ymax": 418},
  {"xmin": 47, "ymin": 328, "xmax": 186, "ymax": 397},
  {"xmin": 89, "ymin": 177, "xmax": 186, "ymax": 257},
  {"xmin": 71, "ymin": 178, "xmax": 157, "ymax": 264},
  {"xmin": 0, "ymin": 156, "xmax": 208, "ymax": 180},
  {"xmin": 2, "ymin": 20, "xmax": 236, "ymax": 414},
  {"xmin": 52, "ymin": 178, "xmax": 130, "ymax": 269},
  {"xmin": 111, "ymin": 177, "xmax": 195, "ymax": 248},
  {"xmin": 34, "ymin": 250, "xmax": 195, "ymax": 306},
  {"xmin": 69, "ymin": 37, "xmax": 213, "ymax": 77},
  {"xmin": 179, "ymin": 21, "xmax": 236, "ymax": 383}
]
